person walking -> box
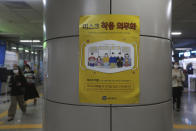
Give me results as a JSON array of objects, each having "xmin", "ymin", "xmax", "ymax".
[
  {"xmin": 172, "ymin": 62, "xmax": 185, "ymax": 112},
  {"xmin": 8, "ymin": 65, "xmax": 27, "ymax": 121},
  {"xmin": 24, "ymin": 64, "xmax": 39, "ymax": 105}
]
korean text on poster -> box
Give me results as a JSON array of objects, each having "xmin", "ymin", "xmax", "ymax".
[{"xmin": 79, "ymin": 14, "xmax": 140, "ymax": 104}]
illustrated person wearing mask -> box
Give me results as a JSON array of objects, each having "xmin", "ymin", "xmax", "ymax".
[
  {"xmin": 88, "ymin": 53, "xmax": 96, "ymax": 67},
  {"xmin": 124, "ymin": 53, "xmax": 131, "ymax": 67},
  {"xmin": 172, "ymin": 62, "xmax": 185, "ymax": 112},
  {"xmin": 96, "ymin": 56, "xmax": 102, "ymax": 66},
  {"xmin": 24, "ymin": 64, "xmax": 39, "ymax": 105},
  {"xmin": 103, "ymin": 53, "xmax": 109, "ymax": 67},
  {"xmin": 117, "ymin": 52, "xmax": 124, "ymax": 68},
  {"xmin": 8, "ymin": 65, "xmax": 27, "ymax": 121},
  {"xmin": 109, "ymin": 52, "xmax": 117, "ymax": 68}
]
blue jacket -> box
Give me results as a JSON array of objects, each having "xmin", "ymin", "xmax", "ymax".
[{"xmin": 109, "ymin": 57, "xmax": 117, "ymax": 63}]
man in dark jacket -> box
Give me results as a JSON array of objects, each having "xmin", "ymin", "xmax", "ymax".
[{"xmin": 8, "ymin": 65, "xmax": 27, "ymax": 121}]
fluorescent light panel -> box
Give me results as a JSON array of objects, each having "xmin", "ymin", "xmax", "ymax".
[
  {"xmin": 20, "ymin": 40, "xmax": 41, "ymax": 43},
  {"xmin": 11, "ymin": 47, "xmax": 16, "ymax": 50},
  {"xmin": 171, "ymin": 32, "xmax": 182, "ymax": 35},
  {"xmin": 33, "ymin": 40, "xmax": 41, "ymax": 43},
  {"xmin": 175, "ymin": 48, "xmax": 192, "ymax": 51},
  {"xmin": 18, "ymin": 48, "xmax": 23, "ymax": 51},
  {"xmin": 20, "ymin": 40, "xmax": 32, "ymax": 43}
]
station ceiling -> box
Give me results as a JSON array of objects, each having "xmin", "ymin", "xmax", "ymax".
[
  {"xmin": 0, "ymin": 0, "xmax": 195, "ymax": 48},
  {"xmin": 172, "ymin": 0, "xmax": 196, "ymax": 49},
  {"xmin": 0, "ymin": 0, "xmax": 42, "ymax": 40}
]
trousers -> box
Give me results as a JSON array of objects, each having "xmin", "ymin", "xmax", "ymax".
[
  {"xmin": 8, "ymin": 95, "xmax": 26, "ymax": 118},
  {"xmin": 172, "ymin": 87, "xmax": 183, "ymax": 109}
]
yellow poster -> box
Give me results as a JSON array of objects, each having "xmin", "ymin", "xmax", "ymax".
[{"xmin": 79, "ymin": 14, "xmax": 140, "ymax": 104}]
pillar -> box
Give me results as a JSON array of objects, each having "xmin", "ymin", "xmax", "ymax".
[{"xmin": 43, "ymin": 0, "xmax": 172, "ymax": 131}]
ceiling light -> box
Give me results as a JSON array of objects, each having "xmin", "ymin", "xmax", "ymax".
[
  {"xmin": 20, "ymin": 40, "xmax": 41, "ymax": 43},
  {"xmin": 25, "ymin": 50, "xmax": 29, "ymax": 53},
  {"xmin": 18, "ymin": 48, "xmax": 23, "ymax": 51},
  {"xmin": 11, "ymin": 47, "xmax": 16, "ymax": 50},
  {"xmin": 171, "ymin": 32, "xmax": 182, "ymax": 35},
  {"xmin": 175, "ymin": 48, "xmax": 192, "ymax": 51},
  {"xmin": 35, "ymin": 52, "xmax": 38, "ymax": 55},
  {"xmin": 20, "ymin": 40, "xmax": 32, "ymax": 43},
  {"xmin": 31, "ymin": 51, "xmax": 34, "ymax": 54},
  {"xmin": 33, "ymin": 40, "xmax": 41, "ymax": 43}
]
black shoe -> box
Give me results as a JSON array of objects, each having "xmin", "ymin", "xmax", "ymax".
[{"xmin": 8, "ymin": 117, "xmax": 14, "ymax": 121}]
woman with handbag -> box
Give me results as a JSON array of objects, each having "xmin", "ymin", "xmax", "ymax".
[{"xmin": 23, "ymin": 64, "xmax": 39, "ymax": 105}]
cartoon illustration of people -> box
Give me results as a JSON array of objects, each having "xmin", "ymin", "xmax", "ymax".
[
  {"xmin": 109, "ymin": 52, "xmax": 117, "ymax": 68},
  {"xmin": 88, "ymin": 53, "xmax": 96, "ymax": 67},
  {"xmin": 124, "ymin": 53, "xmax": 131, "ymax": 67},
  {"xmin": 96, "ymin": 56, "xmax": 102, "ymax": 66},
  {"xmin": 87, "ymin": 46, "xmax": 133, "ymax": 69},
  {"xmin": 103, "ymin": 53, "xmax": 109, "ymax": 67}
]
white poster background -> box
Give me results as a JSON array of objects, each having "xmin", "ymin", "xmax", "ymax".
[{"xmin": 84, "ymin": 40, "xmax": 136, "ymax": 73}]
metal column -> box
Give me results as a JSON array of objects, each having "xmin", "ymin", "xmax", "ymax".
[{"xmin": 43, "ymin": 0, "xmax": 172, "ymax": 131}]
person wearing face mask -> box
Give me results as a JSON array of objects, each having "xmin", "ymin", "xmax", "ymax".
[
  {"xmin": 8, "ymin": 65, "xmax": 27, "ymax": 121},
  {"xmin": 103, "ymin": 53, "xmax": 109, "ymax": 67},
  {"xmin": 23, "ymin": 64, "xmax": 39, "ymax": 105},
  {"xmin": 109, "ymin": 52, "xmax": 117, "ymax": 68},
  {"xmin": 117, "ymin": 52, "xmax": 124, "ymax": 68},
  {"xmin": 172, "ymin": 62, "xmax": 185, "ymax": 112}
]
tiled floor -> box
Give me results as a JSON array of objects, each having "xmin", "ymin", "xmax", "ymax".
[
  {"xmin": 0, "ymin": 97, "xmax": 42, "ymax": 130},
  {"xmin": 0, "ymin": 88, "xmax": 196, "ymax": 131},
  {"xmin": 173, "ymin": 90, "xmax": 196, "ymax": 131},
  {"xmin": 0, "ymin": 85, "xmax": 42, "ymax": 131}
]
